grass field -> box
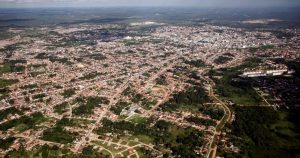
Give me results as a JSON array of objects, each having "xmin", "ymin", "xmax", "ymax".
[{"xmin": 127, "ymin": 114, "xmax": 149, "ymax": 124}]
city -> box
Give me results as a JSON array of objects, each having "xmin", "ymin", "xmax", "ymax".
[{"xmin": 0, "ymin": 3, "xmax": 300, "ymax": 158}]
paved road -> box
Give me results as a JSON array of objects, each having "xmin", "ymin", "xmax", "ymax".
[{"xmin": 202, "ymin": 75, "xmax": 232, "ymax": 158}]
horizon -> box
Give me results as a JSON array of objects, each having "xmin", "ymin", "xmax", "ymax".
[
  {"xmin": 0, "ymin": 0, "xmax": 300, "ymax": 8},
  {"xmin": 1, "ymin": 6, "xmax": 300, "ymax": 9}
]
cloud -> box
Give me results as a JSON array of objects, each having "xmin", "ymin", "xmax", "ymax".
[{"xmin": 0, "ymin": 0, "xmax": 299, "ymax": 7}]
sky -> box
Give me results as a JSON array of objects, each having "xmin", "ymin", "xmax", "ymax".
[{"xmin": 0, "ymin": 0, "xmax": 300, "ymax": 8}]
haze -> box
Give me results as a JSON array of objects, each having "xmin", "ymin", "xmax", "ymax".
[{"xmin": 0, "ymin": 0, "xmax": 300, "ymax": 8}]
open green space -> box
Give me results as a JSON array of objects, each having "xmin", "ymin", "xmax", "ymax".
[
  {"xmin": 220, "ymin": 106, "xmax": 300, "ymax": 158},
  {"xmin": 0, "ymin": 60, "xmax": 25, "ymax": 75},
  {"xmin": 136, "ymin": 147, "xmax": 159, "ymax": 158},
  {"xmin": 160, "ymin": 85, "xmax": 224, "ymax": 120},
  {"xmin": 0, "ymin": 112, "xmax": 46, "ymax": 132},
  {"xmin": 214, "ymin": 56, "xmax": 232, "ymax": 64},
  {"xmin": 79, "ymin": 71, "xmax": 101, "ymax": 80},
  {"xmin": 96, "ymin": 119, "xmax": 204, "ymax": 157},
  {"xmin": 127, "ymin": 114, "xmax": 149, "ymax": 124},
  {"xmin": 208, "ymin": 58, "xmax": 264, "ymax": 106},
  {"xmin": 84, "ymin": 54, "xmax": 107, "ymax": 61},
  {"xmin": 54, "ymin": 102, "xmax": 69, "ymax": 114},
  {"xmin": 5, "ymin": 144, "xmax": 76, "ymax": 158},
  {"xmin": 0, "ymin": 137, "xmax": 16, "ymax": 150},
  {"xmin": 0, "ymin": 87, "xmax": 11, "ymax": 100},
  {"xmin": 155, "ymin": 76, "xmax": 168, "ymax": 85},
  {"xmin": 0, "ymin": 107, "xmax": 23, "ymax": 121},
  {"xmin": 80, "ymin": 145, "xmax": 110, "ymax": 158},
  {"xmin": 185, "ymin": 59, "xmax": 206, "ymax": 68},
  {"xmin": 160, "ymin": 86, "xmax": 209, "ymax": 112},
  {"xmin": 62, "ymin": 88, "xmax": 76, "ymax": 98},
  {"xmin": 73, "ymin": 96, "xmax": 109, "ymax": 116},
  {"xmin": 41, "ymin": 126, "xmax": 78, "ymax": 144},
  {"xmin": 32, "ymin": 93, "xmax": 46, "ymax": 100},
  {"xmin": 248, "ymin": 45, "xmax": 275, "ymax": 53},
  {"xmin": 0, "ymin": 78, "xmax": 18, "ymax": 88},
  {"xmin": 21, "ymin": 83, "xmax": 38, "ymax": 89},
  {"xmin": 140, "ymin": 98, "xmax": 157, "ymax": 110},
  {"xmin": 0, "ymin": 64, "xmax": 12, "ymax": 74},
  {"xmin": 185, "ymin": 116, "xmax": 217, "ymax": 126},
  {"xmin": 121, "ymin": 87, "xmax": 157, "ymax": 110},
  {"xmin": 56, "ymin": 117, "xmax": 95, "ymax": 128},
  {"xmin": 200, "ymin": 104, "xmax": 225, "ymax": 120},
  {"xmin": 110, "ymin": 101, "xmax": 130, "ymax": 115}
]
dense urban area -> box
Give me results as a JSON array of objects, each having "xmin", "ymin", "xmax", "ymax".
[{"xmin": 0, "ymin": 9, "xmax": 300, "ymax": 158}]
